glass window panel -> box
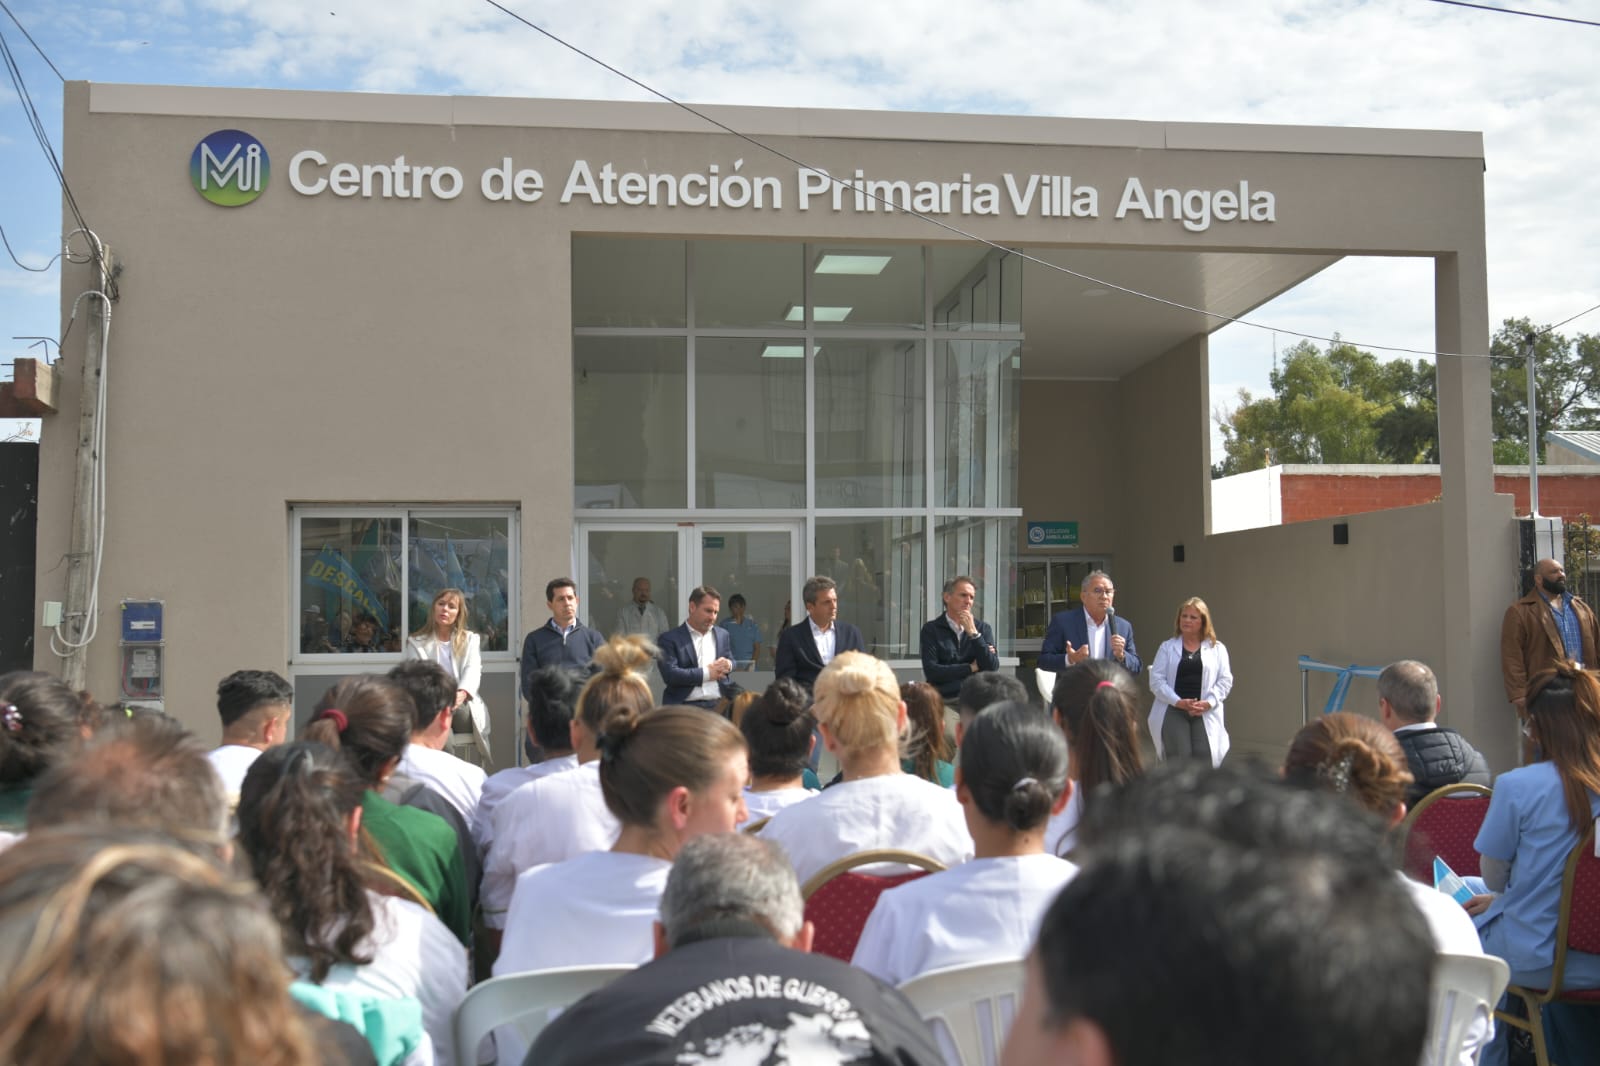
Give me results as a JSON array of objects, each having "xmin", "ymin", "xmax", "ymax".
[
  {"xmin": 696, "ymin": 339, "xmax": 805, "ymax": 508},
  {"xmin": 692, "ymin": 241, "xmax": 802, "ymax": 330},
  {"xmin": 810, "ymin": 243, "xmax": 923, "ymax": 329},
  {"xmin": 574, "ymin": 337, "xmax": 687, "ymax": 508},
  {"xmin": 816, "ymin": 517, "xmax": 924, "ymax": 659},
  {"xmin": 932, "ymin": 245, "xmax": 1022, "ymax": 332},
  {"xmin": 815, "ymin": 339, "xmax": 924, "ymax": 509},
  {"xmin": 702, "ymin": 529, "xmax": 791, "ymax": 670},
  {"xmin": 935, "ymin": 516, "xmax": 1017, "ymax": 656},
  {"xmin": 572, "ymin": 237, "xmax": 686, "ymax": 328},
  {"xmin": 935, "ymin": 340, "xmax": 1020, "ymax": 509},
  {"xmin": 298, "ymin": 516, "xmax": 403, "ymax": 655},
  {"xmin": 586, "ymin": 530, "xmax": 680, "ymax": 638},
  {"xmin": 408, "ymin": 515, "xmax": 513, "ymax": 652}
]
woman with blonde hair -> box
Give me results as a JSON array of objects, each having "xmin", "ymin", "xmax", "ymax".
[
  {"xmin": 1046, "ymin": 660, "xmax": 1144, "ymax": 858},
  {"xmin": 404, "ymin": 588, "xmax": 487, "ymax": 752},
  {"xmin": 1282, "ymin": 711, "xmax": 1490, "ymax": 1066},
  {"xmin": 1147, "ymin": 596, "xmax": 1233, "ymax": 766},
  {"xmin": 761, "ymin": 651, "xmax": 973, "ymax": 885}
]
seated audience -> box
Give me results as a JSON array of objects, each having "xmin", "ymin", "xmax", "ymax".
[
  {"xmin": 738, "ymin": 679, "xmax": 818, "ymax": 830},
  {"xmin": 1466, "ymin": 662, "xmax": 1600, "ymax": 1066},
  {"xmin": 388, "ymin": 660, "xmax": 486, "ymax": 825},
  {"xmin": 955, "ymin": 671, "xmax": 1029, "ymax": 745},
  {"xmin": 0, "ymin": 671, "xmax": 83, "ymax": 841},
  {"xmin": 238, "ymin": 742, "xmax": 466, "ymax": 1066},
  {"xmin": 474, "ymin": 665, "xmax": 581, "ymax": 855},
  {"xmin": 526, "ymin": 833, "xmax": 943, "ymax": 1066},
  {"xmin": 305, "ymin": 677, "xmax": 471, "ymax": 946},
  {"xmin": 207, "ymin": 669, "xmax": 294, "ymax": 799},
  {"xmin": 761, "ymin": 652, "xmax": 973, "ymax": 885},
  {"xmin": 1045, "ymin": 660, "xmax": 1144, "ymax": 858},
  {"xmin": 1283, "ymin": 711, "xmax": 1490, "ymax": 1066},
  {"xmin": 854, "ymin": 700, "xmax": 1077, "ymax": 985},
  {"xmin": 900, "ymin": 680, "xmax": 955, "ymax": 787},
  {"xmin": 1376, "ymin": 659, "xmax": 1491, "ymax": 808},
  {"xmin": 0, "ymin": 825, "xmax": 319, "ymax": 1066},
  {"xmin": 1002, "ymin": 761, "xmax": 1436, "ymax": 1066},
  {"xmin": 481, "ymin": 637, "xmax": 653, "ymax": 931}
]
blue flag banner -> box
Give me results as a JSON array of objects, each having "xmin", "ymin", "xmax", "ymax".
[{"xmin": 308, "ymin": 545, "xmax": 390, "ymax": 630}]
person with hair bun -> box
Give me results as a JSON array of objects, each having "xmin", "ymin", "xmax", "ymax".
[
  {"xmin": 238, "ymin": 741, "xmax": 466, "ymax": 1066},
  {"xmin": 853, "ymin": 700, "xmax": 1077, "ymax": 986},
  {"xmin": 305, "ymin": 676, "xmax": 471, "ymax": 945},
  {"xmin": 0, "ymin": 671, "xmax": 84, "ymax": 841},
  {"xmin": 1283, "ymin": 711, "xmax": 1490, "ymax": 1066},
  {"xmin": 473, "ymin": 666, "xmax": 582, "ymax": 856},
  {"xmin": 760, "ymin": 651, "xmax": 973, "ymax": 885},
  {"xmin": 1463, "ymin": 662, "xmax": 1600, "ymax": 1065},
  {"xmin": 738, "ymin": 678, "xmax": 819, "ymax": 829},
  {"xmin": 481, "ymin": 636, "xmax": 654, "ymax": 933},
  {"xmin": 1046, "ymin": 660, "xmax": 1144, "ymax": 858},
  {"xmin": 492, "ymin": 704, "xmax": 749, "ymax": 1059}
]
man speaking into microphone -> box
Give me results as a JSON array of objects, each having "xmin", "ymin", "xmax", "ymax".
[{"xmin": 1038, "ymin": 570, "xmax": 1141, "ymax": 675}]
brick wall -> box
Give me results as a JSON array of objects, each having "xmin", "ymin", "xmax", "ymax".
[{"xmin": 1278, "ymin": 471, "xmax": 1600, "ymax": 524}]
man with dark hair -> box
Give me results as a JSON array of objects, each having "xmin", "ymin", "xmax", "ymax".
[
  {"xmin": 207, "ymin": 669, "xmax": 293, "ymax": 797},
  {"xmin": 520, "ymin": 577, "xmax": 605, "ymax": 697},
  {"xmin": 527, "ymin": 833, "xmax": 942, "ymax": 1065},
  {"xmin": 659, "ymin": 586, "xmax": 741, "ymax": 709},
  {"xmin": 390, "ymin": 659, "xmax": 486, "ymax": 824},
  {"xmin": 955, "ymin": 670, "xmax": 1029, "ymax": 745},
  {"xmin": 774, "ymin": 575, "xmax": 866, "ymax": 691},
  {"xmin": 717, "ymin": 593, "xmax": 762, "ymax": 670},
  {"xmin": 1377, "ymin": 659, "xmax": 1491, "ymax": 808},
  {"xmin": 920, "ymin": 576, "xmax": 1000, "ymax": 701},
  {"xmin": 1002, "ymin": 761, "xmax": 1435, "ymax": 1066},
  {"xmin": 29, "ymin": 713, "xmax": 228, "ymax": 843}
]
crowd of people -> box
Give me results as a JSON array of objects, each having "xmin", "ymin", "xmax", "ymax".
[{"xmin": 1, "ymin": 557, "xmax": 1598, "ymax": 1065}]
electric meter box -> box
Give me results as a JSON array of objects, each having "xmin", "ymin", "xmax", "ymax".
[{"xmin": 121, "ymin": 600, "xmax": 164, "ymax": 643}]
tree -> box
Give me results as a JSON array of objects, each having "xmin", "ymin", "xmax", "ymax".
[
  {"xmin": 1489, "ymin": 318, "xmax": 1600, "ymax": 464},
  {"xmin": 1213, "ymin": 338, "xmax": 1437, "ymax": 476}
]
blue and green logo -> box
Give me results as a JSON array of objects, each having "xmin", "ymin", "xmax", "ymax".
[{"xmin": 190, "ymin": 130, "xmax": 269, "ymax": 207}]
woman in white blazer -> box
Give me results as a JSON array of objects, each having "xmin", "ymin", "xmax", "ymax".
[
  {"xmin": 1148, "ymin": 597, "xmax": 1233, "ymax": 767},
  {"xmin": 406, "ymin": 587, "xmax": 489, "ymax": 742}
]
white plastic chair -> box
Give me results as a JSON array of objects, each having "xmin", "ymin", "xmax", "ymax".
[
  {"xmin": 452, "ymin": 964, "xmax": 633, "ymax": 1066},
  {"xmin": 1425, "ymin": 953, "xmax": 1509, "ymax": 1066},
  {"xmin": 1034, "ymin": 668, "xmax": 1056, "ymax": 705},
  {"xmin": 897, "ymin": 958, "xmax": 1025, "ymax": 1066}
]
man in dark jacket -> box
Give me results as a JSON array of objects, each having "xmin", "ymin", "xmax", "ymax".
[
  {"xmin": 519, "ymin": 577, "xmax": 605, "ymax": 698},
  {"xmin": 1377, "ymin": 659, "xmax": 1491, "ymax": 809}
]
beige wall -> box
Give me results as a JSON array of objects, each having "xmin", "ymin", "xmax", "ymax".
[{"xmin": 1017, "ymin": 380, "xmax": 1118, "ymax": 556}]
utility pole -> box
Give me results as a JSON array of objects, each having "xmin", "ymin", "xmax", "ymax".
[
  {"xmin": 1524, "ymin": 331, "xmax": 1541, "ymax": 519},
  {"xmin": 59, "ymin": 246, "xmax": 112, "ymax": 690}
]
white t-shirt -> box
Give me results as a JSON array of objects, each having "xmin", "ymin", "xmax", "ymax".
[
  {"xmin": 292, "ymin": 891, "xmax": 467, "ymax": 1066},
  {"xmin": 207, "ymin": 744, "xmax": 262, "ymax": 796},
  {"xmin": 481, "ymin": 760, "xmax": 620, "ymax": 929},
  {"xmin": 739, "ymin": 786, "xmax": 817, "ymax": 830},
  {"xmin": 1401, "ymin": 874, "xmax": 1493, "ymax": 1066},
  {"xmin": 1043, "ymin": 784, "xmax": 1085, "ymax": 859},
  {"xmin": 397, "ymin": 743, "xmax": 486, "ymax": 825},
  {"xmin": 853, "ymin": 853, "xmax": 1079, "ymax": 987},
  {"xmin": 474, "ymin": 754, "xmax": 579, "ymax": 855},
  {"xmin": 759, "ymin": 773, "xmax": 974, "ymax": 886}
]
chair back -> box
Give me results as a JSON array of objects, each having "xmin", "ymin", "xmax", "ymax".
[
  {"xmin": 897, "ymin": 958, "xmax": 1026, "ymax": 1066},
  {"xmin": 1399, "ymin": 784, "xmax": 1492, "ymax": 884},
  {"xmin": 1554, "ymin": 820, "xmax": 1600, "ymax": 972},
  {"xmin": 1034, "ymin": 668, "xmax": 1056, "ymax": 705},
  {"xmin": 452, "ymin": 965, "xmax": 633, "ymax": 1066},
  {"xmin": 1424, "ymin": 953, "xmax": 1508, "ymax": 1066},
  {"xmin": 801, "ymin": 849, "xmax": 947, "ymax": 961}
]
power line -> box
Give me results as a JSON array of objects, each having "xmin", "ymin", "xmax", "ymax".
[
  {"xmin": 1542, "ymin": 303, "xmax": 1600, "ymax": 334},
  {"xmin": 0, "ymin": 0, "xmax": 63, "ymax": 81},
  {"xmin": 1, "ymin": 222, "xmax": 58, "ymax": 271},
  {"xmin": 1423, "ymin": 0, "xmax": 1600, "ymax": 29}
]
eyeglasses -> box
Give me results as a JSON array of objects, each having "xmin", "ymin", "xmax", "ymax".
[{"xmin": 1086, "ymin": 587, "xmax": 1114, "ymax": 596}]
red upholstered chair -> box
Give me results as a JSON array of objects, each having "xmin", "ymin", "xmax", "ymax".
[
  {"xmin": 1399, "ymin": 783, "xmax": 1493, "ymax": 884},
  {"xmin": 800, "ymin": 849, "xmax": 947, "ymax": 962},
  {"xmin": 1494, "ymin": 821, "xmax": 1600, "ymax": 1066}
]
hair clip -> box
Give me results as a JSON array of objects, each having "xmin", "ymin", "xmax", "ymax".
[
  {"xmin": 314, "ymin": 707, "xmax": 349, "ymax": 733},
  {"xmin": 1, "ymin": 702, "xmax": 21, "ymax": 733},
  {"xmin": 1011, "ymin": 776, "xmax": 1038, "ymax": 793},
  {"xmin": 1096, "ymin": 680, "xmax": 1115, "ymax": 690},
  {"xmin": 1320, "ymin": 752, "xmax": 1355, "ymax": 793},
  {"xmin": 281, "ymin": 746, "xmax": 315, "ymax": 778}
]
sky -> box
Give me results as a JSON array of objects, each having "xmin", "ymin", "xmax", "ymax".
[{"xmin": 2, "ymin": 0, "xmax": 1598, "ymax": 446}]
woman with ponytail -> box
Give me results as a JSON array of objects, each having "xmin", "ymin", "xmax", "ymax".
[
  {"xmin": 0, "ymin": 671, "xmax": 85, "ymax": 840},
  {"xmin": 237, "ymin": 741, "xmax": 467, "ymax": 1066},
  {"xmin": 1283, "ymin": 711, "xmax": 1491, "ymax": 1066},
  {"xmin": 1046, "ymin": 659, "xmax": 1145, "ymax": 858},
  {"xmin": 304, "ymin": 677, "xmax": 471, "ymax": 945},
  {"xmin": 853, "ymin": 700, "xmax": 1077, "ymax": 986},
  {"xmin": 1463, "ymin": 662, "xmax": 1600, "ymax": 1065},
  {"xmin": 761, "ymin": 652, "xmax": 973, "ymax": 885}
]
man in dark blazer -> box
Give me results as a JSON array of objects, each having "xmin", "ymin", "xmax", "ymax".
[
  {"xmin": 920, "ymin": 576, "xmax": 1001, "ymax": 701},
  {"xmin": 659, "ymin": 585, "xmax": 741, "ymax": 708},
  {"xmin": 1038, "ymin": 569, "xmax": 1141, "ymax": 675},
  {"xmin": 774, "ymin": 575, "xmax": 866, "ymax": 691}
]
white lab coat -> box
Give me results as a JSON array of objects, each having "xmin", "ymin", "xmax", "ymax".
[
  {"xmin": 405, "ymin": 632, "xmax": 488, "ymax": 736},
  {"xmin": 1147, "ymin": 637, "xmax": 1233, "ymax": 767}
]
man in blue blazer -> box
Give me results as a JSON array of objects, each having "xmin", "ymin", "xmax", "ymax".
[
  {"xmin": 659, "ymin": 585, "xmax": 742, "ymax": 708},
  {"xmin": 920, "ymin": 576, "xmax": 1001, "ymax": 701},
  {"xmin": 1038, "ymin": 570, "xmax": 1141, "ymax": 675},
  {"xmin": 774, "ymin": 576, "xmax": 866, "ymax": 691}
]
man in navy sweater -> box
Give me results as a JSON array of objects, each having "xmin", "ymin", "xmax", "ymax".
[{"xmin": 519, "ymin": 577, "xmax": 605, "ymax": 699}]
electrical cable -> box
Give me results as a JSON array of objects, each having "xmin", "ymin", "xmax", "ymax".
[
  {"xmin": 50, "ymin": 283, "xmax": 111, "ymax": 657},
  {"xmin": 479, "ymin": 0, "xmax": 1594, "ymax": 363},
  {"xmin": 1423, "ymin": 0, "xmax": 1600, "ymax": 29},
  {"xmin": 0, "ymin": 0, "xmax": 63, "ymax": 80},
  {"xmin": 1, "ymin": 223, "xmax": 60, "ymax": 271}
]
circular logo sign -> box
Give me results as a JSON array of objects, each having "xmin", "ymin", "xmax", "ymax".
[
  {"xmin": 1028, "ymin": 525, "xmax": 1046, "ymax": 544},
  {"xmin": 190, "ymin": 130, "xmax": 269, "ymax": 207}
]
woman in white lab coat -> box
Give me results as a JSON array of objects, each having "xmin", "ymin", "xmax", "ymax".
[
  {"xmin": 1147, "ymin": 597, "xmax": 1233, "ymax": 768},
  {"xmin": 405, "ymin": 588, "xmax": 487, "ymax": 741}
]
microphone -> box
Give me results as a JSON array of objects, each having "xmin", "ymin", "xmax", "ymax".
[{"xmin": 1104, "ymin": 605, "xmax": 1116, "ymax": 659}]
